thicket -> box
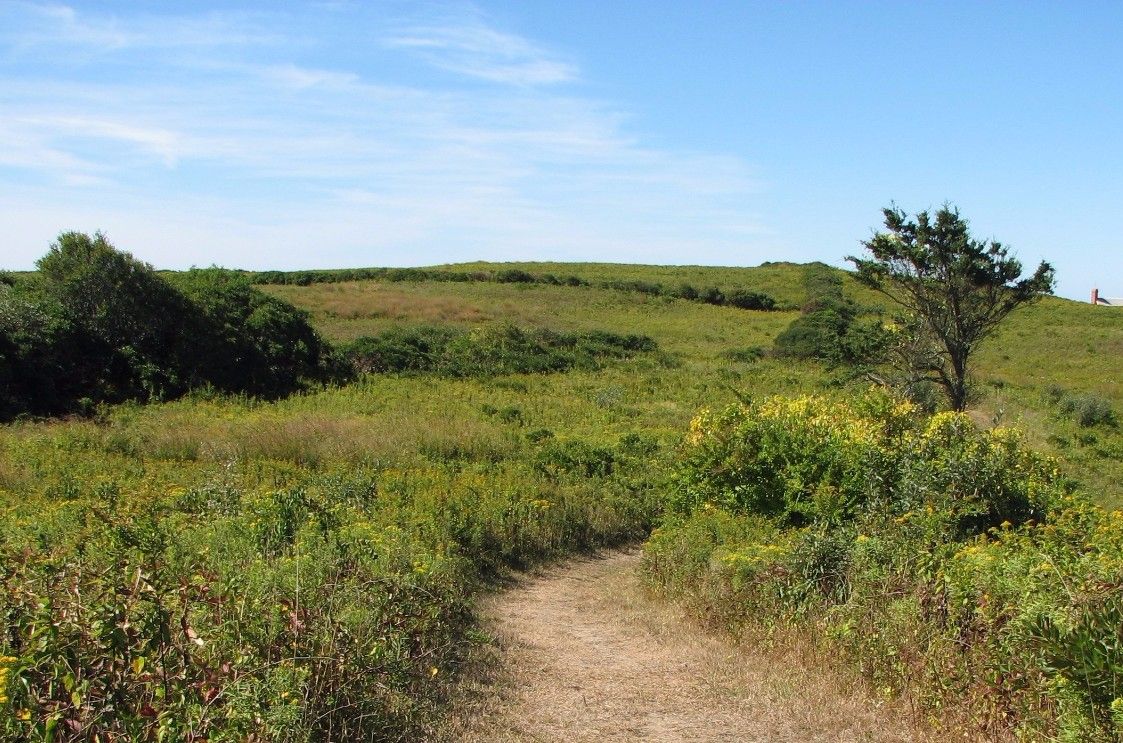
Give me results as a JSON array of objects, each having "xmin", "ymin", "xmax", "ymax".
[
  {"xmin": 248, "ymin": 266, "xmax": 783, "ymax": 312},
  {"xmin": 0, "ymin": 233, "xmax": 338, "ymax": 420},
  {"xmin": 772, "ymin": 265, "xmax": 888, "ymax": 366},
  {"xmin": 0, "ymin": 416, "xmax": 661, "ymax": 740},
  {"xmin": 646, "ymin": 393, "xmax": 1123, "ymax": 740},
  {"xmin": 340, "ymin": 324, "xmax": 659, "ymax": 377}
]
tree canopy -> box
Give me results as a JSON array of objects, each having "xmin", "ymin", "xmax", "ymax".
[
  {"xmin": 848, "ymin": 205, "xmax": 1054, "ymax": 411},
  {"xmin": 1, "ymin": 232, "xmax": 340, "ymax": 419}
]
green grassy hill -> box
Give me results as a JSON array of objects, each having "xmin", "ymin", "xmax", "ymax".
[
  {"xmin": 263, "ymin": 261, "xmax": 1122, "ymax": 509},
  {"xmin": 2, "ymin": 259, "xmax": 1120, "ymax": 740}
]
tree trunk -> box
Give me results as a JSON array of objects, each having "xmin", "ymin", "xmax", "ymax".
[{"xmin": 949, "ymin": 353, "xmax": 968, "ymax": 411}]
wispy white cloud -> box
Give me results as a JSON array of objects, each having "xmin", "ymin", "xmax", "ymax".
[
  {"xmin": 0, "ymin": 2, "xmax": 766, "ymax": 271},
  {"xmin": 0, "ymin": 1, "xmax": 280, "ymax": 53},
  {"xmin": 14, "ymin": 116, "xmax": 183, "ymax": 167},
  {"xmin": 259, "ymin": 63, "xmax": 360, "ymax": 91},
  {"xmin": 383, "ymin": 21, "xmax": 578, "ymax": 86}
]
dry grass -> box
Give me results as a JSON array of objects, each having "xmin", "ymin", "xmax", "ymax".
[
  {"xmin": 264, "ymin": 280, "xmax": 795, "ymax": 357},
  {"xmin": 166, "ymin": 411, "xmax": 511, "ymax": 468},
  {"xmin": 443, "ymin": 551, "xmax": 937, "ymax": 743},
  {"xmin": 314, "ymin": 284, "xmax": 491, "ymax": 324}
]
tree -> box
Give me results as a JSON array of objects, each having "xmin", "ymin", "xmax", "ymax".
[
  {"xmin": 170, "ymin": 267, "xmax": 337, "ymax": 397},
  {"xmin": 34, "ymin": 231, "xmax": 191, "ymax": 402},
  {"xmin": 848, "ymin": 205, "xmax": 1054, "ymax": 411}
]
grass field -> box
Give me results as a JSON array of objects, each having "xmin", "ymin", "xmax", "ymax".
[
  {"xmin": 1, "ymin": 260, "xmax": 1120, "ymax": 740},
  {"xmin": 264, "ymin": 262, "xmax": 1122, "ymax": 508}
]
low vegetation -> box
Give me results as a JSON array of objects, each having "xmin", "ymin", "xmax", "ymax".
[
  {"xmin": 340, "ymin": 324, "xmax": 659, "ymax": 377},
  {"xmin": 249, "ymin": 264, "xmax": 785, "ymax": 313},
  {"xmin": 0, "ymin": 376, "xmax": 665, "ymax": 740},
  {"xmin": 2, "ymin": 234, "xmax": 1122, "ymax": 740},
  {"xmin": 645, "ymin": 392, "xmax": 1123, "ymax": 740}
]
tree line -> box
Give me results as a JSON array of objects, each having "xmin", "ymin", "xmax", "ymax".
[{"xmin": 249, "ymin": 266, "xmax": 783, "ymax": 311}]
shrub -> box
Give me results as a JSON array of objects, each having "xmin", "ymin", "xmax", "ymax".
[
  {"xmin": 720, "ymin": 347, "xmax": 766, "ymax": 363},
  {"xmin": 0, "ymin": 237, "xmax": 340, "ymax": 420},
  {"xmin": 339, "ymin": 324, "xmax": 657, "ymax": 378},
  {"xmin": 1056, "ymin": 392, "xmax": 1117, "ymax": 428},
  {"xmin": 648, "ymin": 392, "xmax": 1123, "ymax": 740},
  {"xmin": 699, "ymin": 287, "xmax": 725, "ymax": 305},
  {"xmin": 340, "ymin": 326, "xmax": 460, "ymax": 374},
  {"xmin": 494, "ymin": 268, "xmax": 536, "ymax": 283},
  {"xmin": 676, "ymin": 395, "xmax": 904, "ymax": 524},
  {"xmin": 772, "ymin": 265, "xmax": 888, "ymax": 366},
  {"xmin": 601, "ymin": 279, "xmax": 664, "ymax": 296},
  {"xmin": 725, "ymin": 289, "xmax": 776, "ymax": 311},
  {"xmin": 673, "ymin": 283, "xmax": 699, "ymax": 300},
  {"xmin": 173, "ymin": 268, "xmax": 340, "ymax": 397}
]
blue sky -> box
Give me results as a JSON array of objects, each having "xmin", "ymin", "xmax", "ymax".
[{"xmin": 1, "ymin": 1, "xmax": 1120, "ymax": 300}]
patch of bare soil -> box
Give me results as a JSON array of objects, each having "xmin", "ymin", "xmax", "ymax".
[{"xmin": 443, "ymin": 549, "xmax": 932, "ymax": 743}]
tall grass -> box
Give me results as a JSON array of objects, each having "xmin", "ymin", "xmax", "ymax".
[{"xmin": 2, "ymin": 261, "xmax": 1121, "ymax": 738}]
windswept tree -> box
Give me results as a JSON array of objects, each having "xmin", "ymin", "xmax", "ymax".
[{"xmin": 848, "ymin": 205, "xmax": 1054, "ymax": 411}]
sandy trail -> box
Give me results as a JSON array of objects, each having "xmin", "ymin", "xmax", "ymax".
[{"xmin": 447, "ymin": 549, "xmax": 928, "ymax": 742}]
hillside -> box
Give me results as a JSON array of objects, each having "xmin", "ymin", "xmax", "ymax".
[
  {"xmin": 2, "ymin": 257, "xmax": 1121, "ymax": 740},
  {"xmin": 263, "ymin": 261, "xmax": 1123, "ymax": 509}
]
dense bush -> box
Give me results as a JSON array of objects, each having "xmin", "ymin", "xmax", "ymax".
[
  {"xmin": 724, "ymin": 289, "xmax": 776, "ymax": 311},
  {"xmin": 648, "ymin": 392, "xmax": 1123, "ymax": 740},
  {"xmin": 170, "ymin": 268, "xmax": 340, "ymax": 398},
  {"xmin": 773, "ymin": 265, "xmax": 888, "ymax": 365},
  {"xmin": 1046, "ymin": 386, "xmax": 1118, "ymax": 428},
  {"xmin": 698, "ymin": 286, "xmax": 725, "ymax": 305},
  {"xmin": 493, "ymin": 268, "xmax": 536, "ymax": 284},
  {"xmin": 340, "ymin": 324, "xmax": 657, "ymax": 378},
  {"xmin": 247, "ymin": 267, "xmax": 479, "ymax": 286},
  {"xmin": 673, "ymin": 283, "xmax": 699, "ymax": 300},
  {"xmin": 0, "ymin": 233, "xmax": 338, "ymax": 419},
  {"xmin": 675, "ymin": 394, "xmax": 1053, "ymax": 530}
]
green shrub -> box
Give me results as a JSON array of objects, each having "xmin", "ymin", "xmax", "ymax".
[
  {"xmin": 725, "ymin": 289, "xmax": 776, "ymax": 311},
  {"xmin": 673, "ymin": 283, "xmax": 699, "ymax": 300},
  {"xmin": 600, "ymin": 279, "xmax": 664, "ymax": 296},
  {"xmin": 535, "ymin": 439, "xmax": 616, "ymax": 478},
  {"xmin": 773, "ymin": 264, "xmax": 888, "ymax": 366},
  {"xmin": 676, "ymin": 394, "xmax": 917, "ymax": 525},
  {"xmin": 720, "ymin": 346, "xmax": 766, "ymax": 363},
  {"xmin": 699, "ymin": 287, "xmax": 725, "ymax": 305},
  {"xmin": 649, "ymin": 392, "xmax": 1122, "ymax": 740},
  {"xmin": 1059, "ymin": 393, "xmax": 1116, "ymax": 428},
  {"xmin": 340, "ymin": 324, "xmax": 657, "ymax": 378},
  {"xmin": 172, "ymin": 268, "xmax": 340, "ymax": 398},
  {"xmin": 340, "ymin": 326, "xmax": 460, "ymax": 374},
  {"xmin": 0, "ymin": 237, "xmax": 340, "ymax": 420},
  {"xmin": 494, "ymin": 268, "xmax": 536, "ymax": 283}
]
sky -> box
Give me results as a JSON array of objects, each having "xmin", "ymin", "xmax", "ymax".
[{"xmin": 1, "ymin": 1, "xmax": 1121, "ymax": 300}]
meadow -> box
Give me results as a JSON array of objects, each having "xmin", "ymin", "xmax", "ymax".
[{"xmin": 2, "ymin": 259, "xmax": 1121, "ymax": 740}]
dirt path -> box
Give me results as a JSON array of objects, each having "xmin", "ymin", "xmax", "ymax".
[{"xmin": 446, "ymin": 549, "xmax": 928, "ymax": 743}]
